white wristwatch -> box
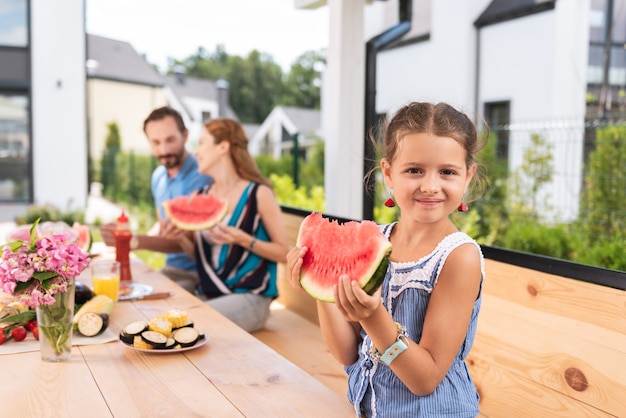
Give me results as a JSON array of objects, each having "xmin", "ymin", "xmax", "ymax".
[
  {"xmin": 130, "ymin": 233, "xmax": 139, "ymax": 250},
  {"xmin": 370, "ymin": 322, "xmax": 409, "ymax": 366}
]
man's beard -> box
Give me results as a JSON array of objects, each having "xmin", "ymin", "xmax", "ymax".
[{"xmin": 158, "ymin": 150, "xmax": 185, "ymax": 169}]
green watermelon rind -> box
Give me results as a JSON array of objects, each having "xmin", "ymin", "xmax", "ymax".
[
  {"xmin": 297, "ymin": 213, "xmax": 392, "ymax": 303},
  {"xmin": 163, "ymin": 195, "xmax": 228, "ymax": 231},
  {"xmin": 361, "ymin": 255, "xmax": 390, "ymax": 295}
]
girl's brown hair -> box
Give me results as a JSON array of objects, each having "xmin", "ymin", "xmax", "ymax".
[{"xmin": 204, "ymin": 118, "xmax": 272, "ymax": 189}]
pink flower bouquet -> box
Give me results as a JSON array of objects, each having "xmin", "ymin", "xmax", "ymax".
[{"xmin": 0, "ymin": 219, "xmax": 90, "ymax": 307}]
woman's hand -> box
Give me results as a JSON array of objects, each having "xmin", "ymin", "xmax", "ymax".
[
  {"xmin": 286, "ymin": 245, "xmax": 306, "ymax": 289},
  {"xmin": 201, "ymin": 223, "xmax": 246, "ymax": 246},
  {"xmin": 334, "ymin": 275, "xmax": 382, "ymax": 323},
  {"xmin": 159, "ymin": 219, "xmax": 185, "ymax": 239}
]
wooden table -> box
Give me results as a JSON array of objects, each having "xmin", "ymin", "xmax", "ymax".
[{"xmin": 1, "ymin": 258, "xmax": 355, "ymax": 417}]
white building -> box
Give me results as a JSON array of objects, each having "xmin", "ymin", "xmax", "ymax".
[
  {"xmin": 0, "ymin": 0, "xmax": 87, "ymax": 221},
  {"xmin": 249, "ymin": 106, "xmax": 321, "ymax": 159},
  {"xmin": 300, "ymin": 0, "xmax": 602, "ymax": 221},
  {"xmin": 2, "ymin": 0, "xmax": 620, "ymax": 224}
]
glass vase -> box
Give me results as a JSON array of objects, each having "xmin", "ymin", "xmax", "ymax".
[{"xmin": 35, "ymin": 279, "xmax": 75, "ymax": 362}]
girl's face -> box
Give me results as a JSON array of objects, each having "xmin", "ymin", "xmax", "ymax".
[
  {"xmin": 195, "ymin": 129, "xmax": 227, "ymax": 175},
  {"xmin": 381, "ymin": 132, "xmax": 476, "ymax": 224}
]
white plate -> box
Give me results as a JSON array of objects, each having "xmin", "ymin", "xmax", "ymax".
[
  {"xmin": 118, "ymin": 283, "xmax": 153, "ymax": 301},
  {"xmin": 119, "ymin": 333, "xmax": 209, "ymax": 353}
]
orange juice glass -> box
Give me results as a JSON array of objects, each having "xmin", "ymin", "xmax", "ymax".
[{"xmin": 91, "ymin": 260, "xmax": 121, "ymax": 302}]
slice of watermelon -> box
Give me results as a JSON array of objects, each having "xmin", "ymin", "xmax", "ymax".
[
  {"xmin": 72, "ymin": 222, "xmax": 92, "ymax": 253},
  {"xmin": 296, "ymin": 212, "xmax": 392, "ymax": 302},
  {"xmin": 163, "ymin": 194, "xmax": 228, "ymax": 231},
  {"xmin": 7, "ymin": 221, "xmax": 79, "ymax": 244}
]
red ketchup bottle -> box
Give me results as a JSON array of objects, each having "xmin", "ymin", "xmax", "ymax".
[{"xmin": 114, "ymin": 210, "xmax": 133, "ymax": 282}]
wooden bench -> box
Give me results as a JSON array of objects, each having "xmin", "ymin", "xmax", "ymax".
[
  {"xmin": 253, "ymin": 210, "xmax": 349, "ymax": 398},
  {"xmin": 254, "ymin": 209, "xmax": 626, "ymax": 417},
  {"xmin": 253, "ymin": 300, "xmax": 348, "ymax": 397}
]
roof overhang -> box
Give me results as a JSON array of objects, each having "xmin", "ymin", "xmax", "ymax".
[{"xmin": 294, "ymin": 0, "xmax": 377, "ymax": 10}]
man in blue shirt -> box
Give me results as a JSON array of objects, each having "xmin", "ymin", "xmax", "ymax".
[{"xmin": 100, "ymin": 107, "xmax": 212, "ymax": 294}]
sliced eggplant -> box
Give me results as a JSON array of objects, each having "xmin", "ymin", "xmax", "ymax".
[
  {"xmin": 157, "ymin": 337, "xmax": 177, "ymax": 350},
  {"xmin": 123, "ymin": 320, "xmax": 148, "ymax": 336},
  {"xmin": 141, "ymin": 330, "xmax": 168, "ymax": 348},
  {"xmin": 119, "ymin": 330, "xmax": 134, "ymax": 344},
  {"xmin": 172, "ymin": 327, "xmax": 199, "ymax": 347},
  {"xmin": 120, "ymin": 320, "xmax": 148, "ymax": 345},
  {"xmin": 77, "ymin": 312, "xmax": 109, "ymax": 337},
  {"xmin": 172, "ymin": 321, "xmax": 194, "ymax": 331}
]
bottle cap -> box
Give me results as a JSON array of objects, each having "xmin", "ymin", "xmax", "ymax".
[{"xmin": 117, "ymin": 210, "xmax": 129, "ymax": 224}]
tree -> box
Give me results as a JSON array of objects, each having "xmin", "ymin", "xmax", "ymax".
[
  {"xmin": 507, "ymin": 133, "xmax": 553, "ymax": 222},
  {"xmin": 101, "ymin": 122, "xmax": 121, "ymax": 197},
  {"xmin": 279, "ymin": 50, "xmax": 325, "ymax": 109},
  {"xmin": 227, "ymin": 51, "xmax": 284, "ymax": 123},
  {"xmin": 165, "ymin": 46, "xmax": 324, "ymax": 124},
  {"xmin": 579, "ymin": 125, "xmax": 626, "ymax": 243}
]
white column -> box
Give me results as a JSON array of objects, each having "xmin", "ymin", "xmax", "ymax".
[
  {"xmin": 31, "ymin": 0, "xmax": 88, "ymax": 211},
  {"xmin": 322, "ymin": 0, "xmax": 366, "ymax": 219}
]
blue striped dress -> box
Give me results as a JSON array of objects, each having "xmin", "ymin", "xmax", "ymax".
[
  {"xmin": 194, "ymin": 182, "xmax": 278, "ymax": 298},
  {"xmin": 345, "ymin": 224, "xmax": 483, "ymax": 417}
]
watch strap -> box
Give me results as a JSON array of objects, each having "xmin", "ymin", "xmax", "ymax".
[
  {"xmin": 379, "ymin": 337, "xmax": 408, "ymax": 365},
  {"xmin": 370, "ymin": 322, "xmax": 409, "ymax": 365}
]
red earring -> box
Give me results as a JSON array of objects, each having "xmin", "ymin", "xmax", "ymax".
[
  {"xmin": 458, "ymin": 202, "xmax": 469, "ymax": 212},
  {"xmin": 384, "ymin": 198, "xmax": 396, "ymax": 208}
]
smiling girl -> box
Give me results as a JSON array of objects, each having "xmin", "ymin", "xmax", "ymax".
[{"xmin": 287, "ymin": 102, "xmax": 488, "ymax": 417}]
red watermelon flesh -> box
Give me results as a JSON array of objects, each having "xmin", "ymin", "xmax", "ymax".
[
  {"xmin": 163, "ymin": 194, "xmax": 228, "ymax": 231},
  {"xmin": 296, "ymin": 212, "xmax": 392, "ymax": 302},
  {"xmin": 72, "ymin": 222, "xmax": 92, "ymax": 253}
]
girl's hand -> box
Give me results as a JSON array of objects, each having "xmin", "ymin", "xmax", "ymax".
[
  {"xmin": 334, "ymin": 275, "xmax": 382, "ymax": 322},
  {"xmin": 286, "ymin": 246, "xmax": 307, "ymax": 289}
]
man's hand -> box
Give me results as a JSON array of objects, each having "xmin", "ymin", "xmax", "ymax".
[{"xmin": 99, "ymin": 223, "xmax": 115, "ymax": 247}]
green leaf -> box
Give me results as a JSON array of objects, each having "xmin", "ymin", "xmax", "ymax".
[
  {"xmin": 0, "ymin": 310, "xmax": 36, "ymax": 324},
  {"xmin": 29, "ymin": 218, "xmax": 41, "ymax": 247},
  {"xmin": 14, "ymin": 281, "xmax": 31, "ymax": 293},
  {"xmin": 6, "ymin": 240, "xmax": 25, "ymax": 251},
  {"xmin": 32, "ymin": 270, "xmax": 59, "ymax": 281}
]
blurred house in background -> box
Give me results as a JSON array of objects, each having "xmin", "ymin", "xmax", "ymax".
[
  {"xmin": 249, "ymin": 106, "xmax": 321, "ymax": 159},
  {"xmin": 86, "ymin": 34, "xmax": 238, "ymax": 160},
  {"xmin": 162, "ymin": 71, "xmax": 238, "ymax": 146},
  {"xmin": 3, "ymin": 0, "xmax": 623, "ymax": 224},
  {"xmin": 86, "ymin": 34, "xmax": 167, "ymax": 160}
]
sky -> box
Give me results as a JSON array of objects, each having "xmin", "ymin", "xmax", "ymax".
[{"xmin": 85, "ymin": 0, "xmax": 330, "ymax": 72}]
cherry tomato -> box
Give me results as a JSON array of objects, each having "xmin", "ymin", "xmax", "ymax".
[
  {"xmin": 31, "ymin": 326, "xmax": 39, "ymax": 341},
  {"xmin": 0, "ymin": 332, "xmax": 6, "ymax": 345},
  {"xmin": 11, "ymin": 326, "xmax": 27, "ymax": 342},
  {"xmin": 25, "ymin": 319, "xmax": 38, "ymax": 331}
]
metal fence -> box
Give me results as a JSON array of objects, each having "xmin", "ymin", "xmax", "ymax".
[{"xmin": 489, "ymin": 117, "xmax": 625, "ymax": 227}]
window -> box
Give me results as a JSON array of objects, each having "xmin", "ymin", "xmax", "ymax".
[
  {"xmin": 587, "ymin": 0, "xmax": 626, "ymax": 116},
  {"xmin": 0, "ymin": 0, "xmax": 28, "ymax": 47},
  {"xmin": 484, "ymin": 101, "xmax": 510, "ymax": 160},
  {"xmin": 0, "ymin": 93, "xmax": 30, "ymax": 201},
  {"xmin": 0, "ymin": 1, "xmax": 30, "ymax": 202}
]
